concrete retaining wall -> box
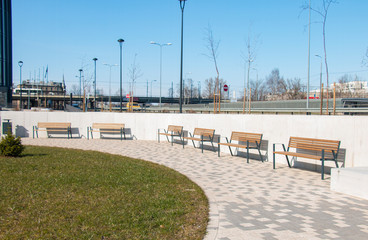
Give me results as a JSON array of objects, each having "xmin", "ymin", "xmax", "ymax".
[{"xmin": 1, "ymin": 111, "xmax": 367, "ymax": 168}]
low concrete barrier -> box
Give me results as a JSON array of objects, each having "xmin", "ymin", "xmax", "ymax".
[{"xmin": 1, "ymin": 111, "xmax": 367, "ymax": 168}]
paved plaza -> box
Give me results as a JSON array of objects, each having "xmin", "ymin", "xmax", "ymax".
[{"xmin": 23, "ymin": 138, "xmax": 368, "ymax": 240}]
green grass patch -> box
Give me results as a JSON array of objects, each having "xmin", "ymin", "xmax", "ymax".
[{"xmin": 0, "ymin": 146, "xmax": 208, "ymax": 239}]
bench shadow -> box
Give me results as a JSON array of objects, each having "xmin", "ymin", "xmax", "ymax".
[
  {"xmin": 291, "ymin": 148, "xmax": 346, "ymax": 175},
  {"xmin": 15, "ymin": 125, "xmax": 29, "ymax": 137},
  {"xmin": 94, "ymin": 128, "xmax": 135, "ymax": 140},
  {"xmin": 235, "ymin": 139, "xmax": 269, "ymax": 162}
]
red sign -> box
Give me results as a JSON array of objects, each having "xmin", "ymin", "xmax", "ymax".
[
  {"xmin": 126, "ymin": 94, "xmax": 130, "ymax": 98},
  {"xmin": 223, "ymin": 84, "xmax": 228, "ymax": 92}
]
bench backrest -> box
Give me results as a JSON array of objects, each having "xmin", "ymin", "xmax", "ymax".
[
  {"xmin": 288, "ymin": 137, "xmax": 340, "ymax": 153},
  {"xmin": 38, "ymin": 122, "xmax": 71, "ymax": 129},
  {"xmin": 167, "ymin": 125, "xmax": 183, "ymax": 134},
  {"xmin": 193, "ymin": 128, "xmax": 215, "ymax": 138},
  {"xmin": 231, "ymin": 131, "xmax": 262, "ymax": 143},
  {"xmin": 92, "ymin": 123, "xmax": 125, "ymax": 129}
]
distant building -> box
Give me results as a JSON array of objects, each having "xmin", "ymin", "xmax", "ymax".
[
  {"xmin": 14, "ymin": 80, "xmax": 66, "ymax": 96},
  {"xmin": 13, "ymin": 80, "xmax": 66, "ymax": 109}
]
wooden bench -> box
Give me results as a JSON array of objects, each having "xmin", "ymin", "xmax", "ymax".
[
  {"xmin": 87, "ymin": 123, "xmax": 125, "ymax": 140},
  {"xmin": 218, "ymin": 131, "xmax": 263, "ymax": 163},
  {"xmin": 158, "ymin": 125, "xmax": 183, "ymax": 146},
  {"xmin": 183, "ymin": 128, "xmax": 216, "ymax": 153},
  {"xmin": 33, "ymin": 122, "xmax": 72, "ymax": 139},
  {"xmin": 273, "ymin": 136, "xmax": 341, "ymax": 180}
]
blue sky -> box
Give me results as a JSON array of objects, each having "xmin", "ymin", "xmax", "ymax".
[{"xmin": 12, "ymin": 0, "xmax": 368, "ymax": 97}]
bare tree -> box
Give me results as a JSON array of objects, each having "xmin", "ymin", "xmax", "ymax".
[
  {"xmin": 203, "ymin": 77, "xmax": 227, "ymax": 99},
  {"xmin": 69, "ymin": 84, "xmax": 79, "ymax": 95},
  {"xmin": 362, "ymin": 47, "xmax": 368, "ymax": 67},
  {"xmin": 303, "ymin": 0, "xmax": 337, "ymax": 108},
  {"xmin": 204, "ymin": 25, "xmax": 223, "ymax": 111},
  {"xmin": 128, "ymin": 54, "xmax": 143, "ymax": 96},
  {"xmin": 250, "ymin": 79, "xmax": 265, "ymax": 101},
  {"xmin": 285, "ymin": 78, "xmax": 306, "ymax": 99},
  {"xmin": 265, "ymin": 68, "xmax": 286, "ymax": 96},
  {"xmin": 242, "ymin": 27, "xmax": 260, "ymax": 99}
]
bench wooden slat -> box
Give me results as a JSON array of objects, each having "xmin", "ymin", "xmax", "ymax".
[
  {"xmin": 92, "ymin": 123, "xmax": 125, "ymax": 130},
  {"xmin": 38, "ymin": 122, "xmax": 71, "ymax": 128},
  {"xmin": 273, "ymin": 151, "xmax": 322, "ymax": 160}
]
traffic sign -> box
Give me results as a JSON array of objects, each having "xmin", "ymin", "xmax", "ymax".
[
  {"xmin": 126, "ymin": 94, "xmax": 130, "ymax": 98},
  {"xmin": 223, "ymin": 84, "xmax": 228, "ymax": 92}
]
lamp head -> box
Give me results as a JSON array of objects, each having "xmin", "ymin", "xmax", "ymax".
[
  {"xmin": 93, "ymin": 58, "xmax": 98, "ymax": 61},
  {"xmin": 150, "ymin": 41, "xmax": 156, "ymax": 44},
  {"xmin": 166, "ymin": 43, "xmax": 172, "ymax": 46},
  {"xmin": 79, "ymin": 69, "xmax": 83, "ymax": 72},
  {"xmin": 117, "ymin": 39, "xmax": 125, "ymax": 43},
  {"xmin": 18, "ymin": 61, "xmax": 23, "ymax": 67}
]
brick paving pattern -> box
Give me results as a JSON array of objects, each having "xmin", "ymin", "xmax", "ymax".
[{"xmin": 22, "ymin": 138, "xmax": 368, "ymax": 240}]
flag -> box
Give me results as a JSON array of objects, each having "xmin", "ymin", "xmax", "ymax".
[{"xmin": 45, "ymin": 66, "xmax": 48, "ymax": 78}]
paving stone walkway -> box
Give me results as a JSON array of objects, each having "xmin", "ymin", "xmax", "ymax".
[{"xmin": 22, "ymin": 138, "xmax": 368, "ymax": 240}]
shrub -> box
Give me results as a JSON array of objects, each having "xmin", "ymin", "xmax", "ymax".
[{"xmin": 0, "ymin": 131, "xmax": 25, "ymax": 157}]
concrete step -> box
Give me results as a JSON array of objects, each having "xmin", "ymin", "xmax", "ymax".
[{"xmin": 331, "ymin": 167, "xmax": 368, "ymax": 200}]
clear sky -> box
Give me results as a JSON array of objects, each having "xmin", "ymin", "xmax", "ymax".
[{"xmin": 12, "ymin": 0, "xmax": 368, "ymax": 98}]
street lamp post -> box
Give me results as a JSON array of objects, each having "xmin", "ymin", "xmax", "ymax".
[
  {"xmin": 179, "ymin": 0, "xmax": 187, "ymax": 113},
  {"xmin": 118, "ymin": 39, "xmax": 124, "ymax": 112},
  {"xmin": 93, "ymin": 58, "xmax": 98, "ymax": 111},
  {"xmin": 18, "ymin": 61, "xmax": 23, "ymax": 109},
  {"xmin": 104, "ymin": 63, "xmax": 118, "ymax": 112},
  {"xmin": 150, "ymin": 41, "xmax": 172, "ymax": 108}
]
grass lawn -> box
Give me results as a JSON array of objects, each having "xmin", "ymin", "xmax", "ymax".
[{"xmin": 0, "ymin": 146, "xmax": 208, "ymax": 239}]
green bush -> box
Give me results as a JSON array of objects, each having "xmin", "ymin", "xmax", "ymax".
[{"xmin": 0, "ymin": 132, "xmax": 25, "ymax": 157}]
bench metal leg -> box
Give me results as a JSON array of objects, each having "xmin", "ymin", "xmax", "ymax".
[
  {"xmin": 273, "ymin": 144, "xmax": 276, "ymax": 169},
  {"xmin": 321, "ymin": 149, "xmax": 325, "ymax": 180},
  {"xmin": 283, "ymin": 145, "xmax": 291, "ymax": 168},
  {"xmin": 256, "ymin": 141, "xmax": 263, "ymax": 162},
  {"xmin": 171, "ymin": 134, "xmax": 173, "ymax": 146},
  {"xmin": 246, "ymin": 141, "xmax": 250, "ymax": 163},
  {"xmin": 201, "ymin": 136, "xmax": 204, "ymax": 153},
  {"xmin": 33, "ymin": 126, "xmax": 35, "ymax": 139},
  {"xmin": 158, "ymin": 129, "xmax": 160, "ymax": 143},
  {"xmin": 87, "ymin": 127, "xmax": 90, "ymax": 140},
  {"xmin": 218, "ymin": 142, "xmax": 221, "ymax": 157}
]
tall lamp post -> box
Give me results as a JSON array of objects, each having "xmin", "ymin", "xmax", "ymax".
[
  {"xmin": 117, "ymin": 39, "xmax": 124, "ymax": 112},
  {"xmin": 150, "ymin": 41, "xmax": 172, "ymax": 107},
  {"xmin": 104, "ymin": 63, "xmax": 118, "ymax": 112},
  {"xmin": 93, "ymin": 58, "xmax": 98, "ymax": 111},
  {"xmin": 179, "ymin": 0, "xmax": 187, "ymax": 113},
  {"xmin": 18, "ymin": 61, "xmax": 23, "ymax": 109}
]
